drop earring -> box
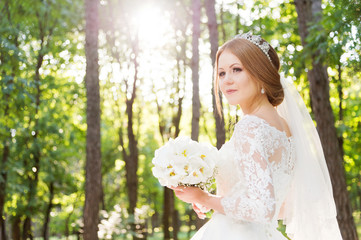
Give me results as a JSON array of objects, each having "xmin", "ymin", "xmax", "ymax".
[{"xmin": 261, "ymin": 88, "xmax": 265, "ymax": 94}]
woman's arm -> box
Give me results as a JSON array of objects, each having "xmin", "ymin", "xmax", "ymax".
[{"xmin": 171, "ymin": 120, "xmax": 276, "ymax": 223}]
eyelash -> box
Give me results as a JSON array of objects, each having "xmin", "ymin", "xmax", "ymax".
[{"xmin": 218, "ymin": 67, "xmax": 242, "ymax": 77}]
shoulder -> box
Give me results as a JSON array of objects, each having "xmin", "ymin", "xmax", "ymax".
[
  {"xmin": 233, "ymin": 115, "xmax": 268, "ymax": 150},
  {"xmin": 234, "ymin": 115, "xmax": 266, "ymax": 138},
  {"xmin": 233, "ymin": 115, "xmax": 269, "ymax": 159},
  {"xmin": 233, "ymin": 115, "xmax": 277, "ymax": 156}
]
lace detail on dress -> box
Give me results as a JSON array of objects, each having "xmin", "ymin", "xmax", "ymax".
[{"xmin": 220, "ymin": 115, "xmax": 294, "ymax": 224}]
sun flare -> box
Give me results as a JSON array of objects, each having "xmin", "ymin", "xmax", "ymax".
[{"xmin": 131, "ymin": 6, "xmax": 172, "ymax": 48}]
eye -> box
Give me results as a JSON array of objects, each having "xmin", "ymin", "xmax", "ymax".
[
  {"xmin": 233, "ymin": 67, "xmax": 242, "ymax": 72},
  {"xmin": 218, "ymin": 71, "xmax": 225, "ymax": 77}
]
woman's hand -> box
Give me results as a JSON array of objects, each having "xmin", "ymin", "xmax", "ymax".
[
  {"xmin": 169, "ymin": 186, "xmax": 207, "ymax": 204},
  {"xmin": 169, "ymin": 186, "xmax": 225, "ymax": 216},
  {"xmin": 169, "ymin": 186, "xmax": 210, "ymax": 219},
  {"xmin": 192, "ymin": 203, "xmax": 210, "ymax": 219}
]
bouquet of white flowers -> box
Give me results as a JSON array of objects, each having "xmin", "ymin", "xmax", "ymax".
[{"xmin": 152, "ymin": 136, "xmax": 218, "ymax": 190}]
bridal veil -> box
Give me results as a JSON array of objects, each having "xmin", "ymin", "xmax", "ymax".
[{"xmin": 277, "ymin": 77, "xmax": 343, "ymax": 240}]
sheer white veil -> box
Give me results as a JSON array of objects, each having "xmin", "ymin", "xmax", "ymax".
[{"xmin": 277, "ymin": 77, "xmax": 343, "ymax": 240}]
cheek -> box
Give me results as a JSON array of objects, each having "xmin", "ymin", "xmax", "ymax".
[
  {"xmin": 219, "ymin": 79, "xmax": 226, "ymax": 93},
  {"xmin": 236, "ymin": 76, "xmax": 250, "ymax": 93},
  {"xmin": 236, "ymin": 78, "xmax": 259, "ymax": 103},
  {"xmin": 241, "ymin": 77, "xmax": 257, "ymax": 94}
]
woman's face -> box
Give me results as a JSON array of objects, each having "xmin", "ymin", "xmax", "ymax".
[{"xmin": 218, "ymin": 50, "xmax": 259, "ymax": 107}]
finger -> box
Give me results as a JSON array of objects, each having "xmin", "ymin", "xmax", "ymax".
[
  {"xmin": 169, "ymin": 186, "xmax": 185, "ymax": 191},
  {"xmin": 192, "ymin": 203, "xmax": 200, "ymax": 211},
  {"xmin": 173, "ymin": 189, "xmax": 184, "ymax": 193},
  {"xmin": 173, "ymin": 191, "xmax": 182, "ymax": 198},
  {"xmin": 168, "ymin": 186, "xmax": 184, "ymax": 192},
  {"xmin": 192, "ymin": 205, "xmax": 203, "ymax": 215},
  {"xmin": 196, "ymin": 212, "xmax": 206, "ymax": 219}
]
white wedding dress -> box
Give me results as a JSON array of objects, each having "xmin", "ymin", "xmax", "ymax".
[{"xmin": 191, "ymin": 114, "xmax": 295, "ymax": 240}]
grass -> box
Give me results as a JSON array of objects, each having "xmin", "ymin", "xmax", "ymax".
[
  {"xmin": 40, "ymin": 230, "xmax": 196, "ymax": 240},
  {"xmin": 36, "ymin": 216, "xmax": 361, "ymax": 240}
]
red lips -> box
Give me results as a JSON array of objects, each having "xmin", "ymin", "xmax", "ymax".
[{"xmin": 226, "ymin": 89, "xmax": 237, "ymax": 94}]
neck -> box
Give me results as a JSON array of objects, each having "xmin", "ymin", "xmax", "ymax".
[{"xmin": 240, "ymin": 95, "xmax": 274, "ymax": 115}]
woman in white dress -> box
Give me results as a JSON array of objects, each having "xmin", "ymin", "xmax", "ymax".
[{"xmin": 171, "ymin": 33, "xmax": 343, "ymax": 240}]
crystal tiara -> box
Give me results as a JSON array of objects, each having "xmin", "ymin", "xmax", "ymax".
[{"xmin": 235, "ymin": 32, "xmax": 271, "ymax": 62}]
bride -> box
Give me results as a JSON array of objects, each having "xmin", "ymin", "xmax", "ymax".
[{"xmin": 170, "ymin": 32, "xmax": 343, "ymax": 239}]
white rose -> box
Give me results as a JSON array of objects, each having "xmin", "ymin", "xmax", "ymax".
[{"xmin": 152, "ymin": 136, "xmax": 219, "ymax": 188}]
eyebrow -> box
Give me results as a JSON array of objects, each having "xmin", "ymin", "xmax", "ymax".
[{"xmin": 218, "ymin": 63, "xmax": 241, "ymax": 70}]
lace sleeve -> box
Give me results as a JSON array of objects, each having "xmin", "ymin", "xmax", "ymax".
[{"xmin": 220, "ymin": 121, "xmax": 275, "ymax": 223}]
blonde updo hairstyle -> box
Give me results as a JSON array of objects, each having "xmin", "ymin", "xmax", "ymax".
[{"xmin": 214, "ymin": 37, "xmax": 284, "ymax": 115}]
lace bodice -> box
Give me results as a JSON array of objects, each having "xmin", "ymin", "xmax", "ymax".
[{"xmin": 217, "ymin": 114, "xmax": 295, "ymax": 224}]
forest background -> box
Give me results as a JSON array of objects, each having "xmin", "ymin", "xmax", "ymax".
[{"xmin": 0, "ymin": 0, "xmax": 360, "ymax": 239}]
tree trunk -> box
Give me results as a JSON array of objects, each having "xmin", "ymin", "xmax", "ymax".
[
  {"xmin": 161, "ymin": 188, "xmax": 179, "ymax": 240},
  {"xmin": 157, "ymin": 82, "xmax": 183, "ymax": 240},
  {"xmin": 23, "ymin": 54, "xmax": 43, "ymax": 240},
  {"xmin": 155, "ymin": 17, "xmax": 186, "ymax": 238},
  {"xmin": 83, "ymin": 0, "xmax": 102, "ymax": 239},
  {"xmin": 235, "ymin": 2, "xmax": 241, "ymax": 34},
  {"xmin": 22, "ymin": 30, "xmax": 45, "ymax": 240},
  {"xmin": 294, "ymin": 0, "xmax": 358, "ymax": 239},
  {"xmin": 125, "ymin": 36, "xmax": 140, "ymax": 240},
  {"xmin": 191, "ymin": 0, "xmax": 207, "ymax": 230},
  {"xmin": 125, "ymin": 98, "xmax": 140, "ymax": 239},
  {"xmin": 336, "ymin": 64, "xmax": 344, "ymax": 157},
  {"xmin": 191, "ymin": 0, "xmax": 201, "ymax": 142},
  {"xmin": 105, "ymin": 3, "xmax": 141, "ymax": 236},
  {"xmin": 11, "ymin": 216, "xmax": 21, "ymax": 240},
  {"xmin": 0, "ymin": 3, "xmax": 18, "ymax": 236},
  {"xmin": 0, "ymin": 92, "xmax": 10, "ymax": 240},
  {"xmin": 0, "ymin": 66, "xmax": 12, "ymax": 240},
  {"xmin": 204, "ymin": 0, "xmax": 226, "ymax": 149},
  {"xmin": 219, "ymin": 3, "xmax": 227, "ymax": 43},
  {"xmin": 172, "ymin": 205, "xmax": 179, "ymax": 240},
  {"xmin": 125, "ymin": 99, "xmax": 138, "ymax": 217},
  {"xmin": 358, "ymin": 174, "xmax": 361, "ymax": 219},
  {"xmin": 22, "ymin": 217, "xmax": 32, "ymax": 240},
  {"xmin": 162, "ymin": 187, "xmax": 172, "ymax": 240},
  {"xmin": 42, "ymin": 181, "xmax": 54, "ymax": 240},
  {"xmin": 65, "ymin": 211, "xmax": 72, "ymax": 239}
]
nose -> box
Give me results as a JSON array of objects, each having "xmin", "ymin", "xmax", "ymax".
[{"xmin": 224, "ymin": 73, "xmax": 233, "ymax": 85}]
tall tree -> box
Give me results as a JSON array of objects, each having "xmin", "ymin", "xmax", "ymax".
[
  {"xmin": 0, "ymin": 0, "xmax": 20, "ymax": 238},
  {"xmin": 191, "ymin": 0, "xmax": 207, "ymax": 229},
  {"xmin": 20, "ymin": 1, "xmax": 60, "ymax": 237},
  {"xmin": 42, "ymin": 181, "xmax": 54, "ymax": 240},
  {"xmin": 235, "ymin": 2, "xmax": 241, "ymax": 34},
  {"xmin": 101, "ymin": 1, "xmax": 142, "ymax": 237},
  {"xmin": 83, "ymin": 0, "xmax": 102, "ymax": 239},
  {"xmin": 293, "ymin": 0, "xmax": 358, "ymax": 239},
  {"xmin": 156, "ymin": 2, "xmax": 191, "ymax": 238},
  {"xmin": 1, "ymin": 0, "xmax": 82, "ymax": 238},
  {"xmin": 204, "ymin": 0, "xmax": 226, "ymax": 149},
  {"xmin": 123, "ymin": 36, "xmax": 141, "ymax": 239},
  {"xmin": 155, "ymin": 37, "xmax": 186, "ymax": 240},
  {"xmin": 219, "ymin": 2, "xmax": 227, "ymax": 43},
  {"xmin": 191, "ymin": 0, "xmax": 201, "ymax": 142}
]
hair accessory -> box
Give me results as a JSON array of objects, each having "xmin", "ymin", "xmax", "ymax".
[{"xmin": 235, "ymin": 32, "xmax": 271, "ymax": 62}]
